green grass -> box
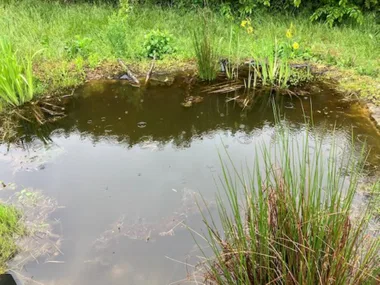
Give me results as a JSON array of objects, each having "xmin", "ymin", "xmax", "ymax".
[
  {"xmin": 0, "ymin": 203, "xmax": 24, "ymax": 273},
  {"xmin": 197, "ymin": 121, "xmax": 380, "ymax": 284},
  {"xmin": 0, "ymin": 1, "xmax": 379, "ymax": 98}
]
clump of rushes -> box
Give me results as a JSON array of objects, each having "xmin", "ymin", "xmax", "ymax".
[
  {"xmin": 198, "ymin": 119, "xmax": 380, "ymax": 284},
  {"xmin": 0, "ymin": 39, "xmax": 36, "ymax": 109},
  {"xmin": 192, "ymin": 16, "xmax": 219, "ymax": 81},
  {"xmin": 0, "ymin": 203, "xmax": 25, "ymax": 273}
]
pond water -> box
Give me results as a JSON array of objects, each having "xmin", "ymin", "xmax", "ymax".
[{"xmin": 1, "ymin": 77, "xmax": 380, "ymax": 285}]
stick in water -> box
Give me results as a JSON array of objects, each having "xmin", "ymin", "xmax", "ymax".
[
  {"xmin": 117, "ymin": 59, "xmax": 140, "ymax": 86},
  {"xmin": 145, "ymin": 59, "xmax": 156, "ymax": 86}
]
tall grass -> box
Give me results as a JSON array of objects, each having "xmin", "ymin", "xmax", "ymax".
[
  {"xmin": 0, "ymin": 39, "xmax": 36, "ymax": 108},
  {"xmin": 198, "ymin": 120, "xmax": 380, "ymax": 284},
  {"xmin": 192, "ymin": 17, "xmax": 219, "ymax": 81}
]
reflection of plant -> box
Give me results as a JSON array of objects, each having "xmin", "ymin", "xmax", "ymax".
[
  {"xmin": 143, "ymin": 30, "xmax": 176, "ymax": 59},
  {"xmin": 65, "ymin": 35, "xmax": 91, "ymax": 59}
]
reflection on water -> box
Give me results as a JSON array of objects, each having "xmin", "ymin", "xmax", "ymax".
[{"xmin": 1, "ymin": 78, "xmax": 380, "ymax": 285}]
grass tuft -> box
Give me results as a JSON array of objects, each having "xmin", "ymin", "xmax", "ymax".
[
  {"xmin": 192, "ymin": 14, "xmax": 219, "ymax": 81},
  {"xmin": 0, "ymin": 203, "xmax": 25, "ymax": 273},
  {"xmin": 199, "ymin": 118, "xmax": 380, "ymax": 284}
]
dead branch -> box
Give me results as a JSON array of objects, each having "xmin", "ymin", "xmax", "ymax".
[
  {"xmin": 145, "ymin": 59, "xmax": 156, "ymax": 86},
  {"xmin": 118, "ymin": 59, "xmax": 140, "ymax": 86}
]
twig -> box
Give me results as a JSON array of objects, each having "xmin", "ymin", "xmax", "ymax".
[
  {"xmin": 165, "ymin": 256, "xmax": 195, "ymax": 268},
  {"xmin": 117, "ymin": 59, "xmax": 140, "ymax": 86},
  {"xmin": 145, "ymin": 58, "xmax": 156, "ymax": 86},
  {"xmin": 44, "ymin": 260, "xmax": 65, "ymax": 264}
]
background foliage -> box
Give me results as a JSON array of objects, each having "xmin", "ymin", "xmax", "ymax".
[{"xmin": 14, "ymin": 0, "xmax": 378, "ymax": 26}]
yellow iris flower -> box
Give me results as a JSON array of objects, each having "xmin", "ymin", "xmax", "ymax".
[
  {"xmin": 241, "ymin": 20, "xmax": 248, "ymax": 27},
  {"xmin": 286, "ymin": 29, "xmax": 293, "ymax": 39},
  {"xmin": 247, "ymin": 27, "xmax": 254, "ymax": 34},
  {"xmin": 292, "ymin": 42, "xmax": 300, "ymax": 50}
]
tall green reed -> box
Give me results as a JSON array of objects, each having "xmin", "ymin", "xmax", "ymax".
[
  {"xmin": 0, "ymin": 39, "xmax": 36, "ymax": 108},
  {"xmin": 198, "ymin": 115, "xmax": 380, "ymax": 284}
]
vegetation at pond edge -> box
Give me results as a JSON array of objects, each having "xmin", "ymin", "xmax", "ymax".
[
  {"xmin": 0, "ymin": 0, "xmax": 378, "ymax": 108},
  {"xmin": 0, "ymin": 203, "xmax": 25, "ymax": 273},
  {"xmin": 196, "ymin": 121, "xmax": 380, "ymax": 284}
]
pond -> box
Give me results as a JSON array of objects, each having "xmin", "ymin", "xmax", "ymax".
[{"xmin": 1, "ymin": 76, "xmax": 380, "ymax": 285}]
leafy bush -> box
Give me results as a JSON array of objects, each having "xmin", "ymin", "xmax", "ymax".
[
  {"xmin": 310, "ymin": 4, "xmax": 364, "ymax": 27},
  {"xmin": 65, "ymin": 35, "xmax": 92, "ymax": 59},
  {"xmin": 143, "ymin": 30, "xmax": 176, "ymax": 59},
  {"xmin": 129, "ymin": 0, "xmax": 380, "ymax": 26}
]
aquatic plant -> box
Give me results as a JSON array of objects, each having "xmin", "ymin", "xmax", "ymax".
[
  {"xmin": 197, "ymin": 119, "xmax": 380, "ymax": 284},
  {"xmin": 0, "ymin": 39, "xmax": 36, "ymax": 108},
  {"xmin": 252, "ymin": 46, "xmax": 291, "ymax": 89}
]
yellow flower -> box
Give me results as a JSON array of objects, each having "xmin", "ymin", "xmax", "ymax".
[
  {"xmin": 241, "ymin": 20, "xmax": 248, "ymax": 27},
  {"xmin": 286, "ymin": 29, "xmax": 293, "ymax": 39},
  {"xmin": 292, "ymin": 42, "xmax": 300, "ymax": 50},
  {"xmin": 247, "ymin": 27, "xmax": 254, "ymax": 34}
]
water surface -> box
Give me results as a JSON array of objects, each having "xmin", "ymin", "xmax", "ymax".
[{"xmin": 1, "ymin": 78, "xmax": 380, "ymax": 285}]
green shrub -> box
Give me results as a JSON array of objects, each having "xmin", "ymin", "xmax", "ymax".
[
  {"xmin": 0, "ymin": 39, "xmax": 36, "ymax": 108},
  {"xmin": 65, "ymin": 35, "xmax": 92, "ymax": 59},
  {"xmin": 143, "ymin": 30, "xmax": 176, "ymax": 59},
  {"xmin": 310, "ymin": 4, "xmax": 364, "ymax": 27}
]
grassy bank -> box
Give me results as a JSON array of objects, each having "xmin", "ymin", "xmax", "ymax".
[
  {"xmin": 0, "ymin": 203, "xmax": 24, "ymax": 273},
  {"xmin": 0, "ymin": 1, "xmax": 379, "ymax": 102}
]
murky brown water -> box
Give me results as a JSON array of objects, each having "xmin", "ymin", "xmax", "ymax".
[{"xmin": 1, "ymin": 77, "xmax": 380, "ymax": 285}]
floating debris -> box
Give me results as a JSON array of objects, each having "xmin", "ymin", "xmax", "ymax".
[
  {"xmin": 181, "ymin": 96, "xmax": 204, "ymax": 108},
  {"xmin": 2, "ymin": 186, "xmax": 62, "ymax": 273},
  {"xmin": 93, "ymin": 189, "xmax": 214, "ymax": 246},
  {"xmin": 202, "ymin": 81, "xmax": 243, "ymax": 94},
  {"xmin": 181, "ymin": 101, "xmax": 192, "ymax": 108}
]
